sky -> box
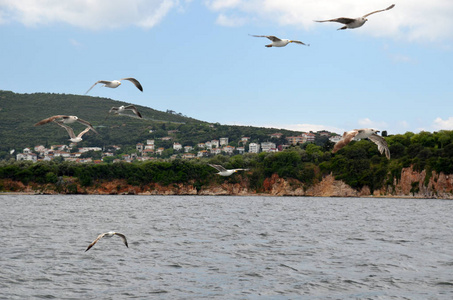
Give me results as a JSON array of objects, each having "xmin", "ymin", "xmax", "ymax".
[{"xmin": 1, "ymin": 0, "xmax": 452, "ymax": 135}]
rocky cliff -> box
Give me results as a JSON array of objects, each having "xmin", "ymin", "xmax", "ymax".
[{"xmin": 2, "ymin": 166, "xmax": 453, "ymax": 199}]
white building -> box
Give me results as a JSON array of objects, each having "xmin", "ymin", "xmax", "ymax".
[
  {"xmin": 261, "ymin": 142, "xmax": 276, "ymax": 152},
  {"xmin": 220, "ymin": 137, "xmax": 229, "ymax": 146},
  {"xmin": 16, "ymin": 151, "xmax": 38, "ymax": 162},
  {"xmin": 222, "ymin": 145, "xmax": 235, "ymax": 154},
  {"xmin": 173, "ymin": 143, "xmax": 182, "ymax": 151},
  {"xmin": 211, "ymin": 140, "xmax": 220, "ymax": 148},
  {"xmin": 248, "ymin": 143, "xmax": 260, "ymax": 153}
]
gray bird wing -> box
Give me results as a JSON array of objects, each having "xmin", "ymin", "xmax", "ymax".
[
  {"xmin": 77, "ymin": 126, "xmax": 91, "ymax": 139},
  {"xmin": 114, "ymin": 233, "xmax": 129, "ymax": 248},
  {"xmin": 124, "ymin": 105, "xmax": 142, "ymax": 118},
  {"xmin": 362, "ymin": 4, "xmax": 395, "ymax": 18},
  {"xmin": 85, "ymin": 80, "xmax": 112, "ymax": 94},
  {"xmin": 120, "ymin": 78, "xmax": 143, "ymax": 92},
  {"xmin": 54, "ymin": 121, "xmax": 76, "ymax": 139},
  {"xmin": 85, "ymin": 233, "xmax": 106, "ymax": 252},
  {"xmin": 368, "ymin": 134, "xmax": 391, "ymax": 159},
  {"xmin": 292, "ymin": 40, "xmax": 309, "ymax": 46},
  {"xmin": 250, "ymin": 35, "xmax": 281, "ymax": 42},
  {"xmin": 315, "ymin": 17, "xmax": 356, "ymax": 24},
  {"xmin": 75, "ymin": 118, "xmax": 98, "ymax": 134},
  {"xmin": 209, "ymin": 164, "xmax": 227, "ymax": 172}
]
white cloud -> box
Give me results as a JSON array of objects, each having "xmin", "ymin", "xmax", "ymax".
[
  {"xmin": 215, "ymin": 13, "xmax": 248, "ymax": 27},
  {"xmin": 0, "ymin": 0, "xmax": 186, "ymax": 30},
  {"xmin": 432, "ymin": 117, "xmax": 453, "ymax": 130},
  {"xmin": 358, "ymin": 118, "xmax": 388, "ymax": 129},
  {"xmin": 69, "ymin": 38, "xmax": 82, "ymax": 47},
  {"xmin": 204, "ymin": 0, "xmax": 453, "ymax": 42}
]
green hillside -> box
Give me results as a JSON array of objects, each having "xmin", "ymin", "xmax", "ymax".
[{"xmin": 0, "ymin": 90, "xmax": 301, "ymax": 152}]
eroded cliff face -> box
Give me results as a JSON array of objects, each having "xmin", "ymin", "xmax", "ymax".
[{"xmin": 2, "ymin": 166, "xmax": 453, "ymax": 198}]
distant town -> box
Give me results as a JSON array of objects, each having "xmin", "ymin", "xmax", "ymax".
[{"xmin": 16, "ymin": 130, "xmax": 341, "ymax": 163}]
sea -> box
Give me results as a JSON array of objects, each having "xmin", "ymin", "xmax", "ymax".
[{"xmin": 1, "ymin": 194, "xmax": 452, "ymax": 299}]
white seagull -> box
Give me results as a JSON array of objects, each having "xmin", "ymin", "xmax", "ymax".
[
  {"xmin": 85, "ymin": 231, "xmax": 129, "ymax": 252},
  {"xmin": 315, "ymin": 4, "xmax": 395, "ymax": 30},
  {"xmin": 54, "ymin": 122, "xmax": 93, "ymax": 143},
  {"xmin": 34, "ymin": 115, "xmax": 98, "ymax": 134},
  {"xmin": 209, "ymin": 164, "xmax": 249, "ymax": 177},
  {"xmin": 85, "ymin": 78, "xmax": 143, "ymax": 94},
  {"xmin": 250, "ymin": 35, "xmax": 309, "ymax": 47},
  {"xmin": 109, "ymin": 105, "xmax": 143, "ymax": 118},
  {"xmin": 332, "ymin": 128, "xmax": 390, "ymax": 159}
]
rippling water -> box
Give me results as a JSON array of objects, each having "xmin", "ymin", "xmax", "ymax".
[{"xmin": 1, "ymin": 195, "xmax": 453, "ymax": 299}]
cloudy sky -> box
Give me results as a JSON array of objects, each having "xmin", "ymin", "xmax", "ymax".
[{"xmin": 1, "ymin": 0, "xmax": 452, "ymax": 134}]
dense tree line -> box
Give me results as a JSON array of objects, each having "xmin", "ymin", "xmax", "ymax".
[{"xmin": 2, "ymin": 131, "xmax": 453, "ymax": 194}]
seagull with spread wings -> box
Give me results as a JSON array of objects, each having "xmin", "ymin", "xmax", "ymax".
[
  {"xmin": 54, "ymin": 122, "xmax": 93, "ymax": 143},
  {"xmin": 250, "ymin": 35, "xmax": 309, "ymax": 47},
  {"xmin": 208, "ymin": 164, "xmax": 249, "ymax": 176},
  {"xmin": 109, "ymin": 105, "xmax": 143, "ymax": 118},
  {"xmin": 332, "ymin": 128, "xmax": 390, "ymax": 159},
  {"xmin": 85, "ymin": 232, "xmax": 129, "ymax": 252},
  {"xmin": 85, "ymin": 78, "xmax": 143, "ymax": 94},
  {"xmin": 34, "ymin": 115, "xmax": 98, "ymax": 134},
  {"xmin": 315, "ymin": 4, "xmax": 395, "ymax": 30}
]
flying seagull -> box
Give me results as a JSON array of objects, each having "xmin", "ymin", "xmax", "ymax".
[
  {"xmin": 332, "ymin": 128, "xmax": 390, "ymax": 159},
  {"xmin": 250, "ymin": 35, "xmax": 309, "ymax": 47},
  {"xmin": 85, "ymin": 232, "xmax": 129, "ymax": 252},
  {"xmin": 315, "ymin": 4, "xmax": 395, "ymax": 30},
  {"xmin": 208, "ymin": 164, "xmax": 249, "ymax": 176},
  {"xmin": 34, "ymin": 115, "xmax": 98, "ymax": 134},
  {"xmin": 54, "ymin": 122, "xmax": 93, "ymax": 143},
  {"xmin": 109, "ymin": 105, "xmax": 143, "ymax": 118},
  {"xmin": 85, "ymin": 78, "xmax": 143, "ymax": 94}
]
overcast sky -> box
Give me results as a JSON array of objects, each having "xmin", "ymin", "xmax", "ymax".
[{"xmin": 1, "ymin": 0, "xmax": 452, "ymax": 134}]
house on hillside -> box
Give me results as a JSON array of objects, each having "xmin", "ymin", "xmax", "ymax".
[
  {"xmin": 249, "ymin": 143, "xmax": 260, "ymax": 153},
  {"xmin": 261, "ymin": 142, "xmax": 276, "ymax": 152},
  {"xmin": 16, "ymin": 148, "xmax": 37, "ymax": 162},
  {"xmin": 220, "ymin": 137, "xmax": 229, "ymax": 146},
  {"xmin": 173, "ymin": 143, "xmax": 182, "ymax": 151}
]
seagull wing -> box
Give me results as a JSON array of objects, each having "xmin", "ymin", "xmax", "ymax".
[
  {"xmin": 363, "ymin": 4, "xmax": 395, "ymax": 18},
  {"xmin": 114, "ymin": 233, "xmax": 129, "ymax": 248},
  {"xmin": 209, "ymin": 164, "xmax": 227, "ymax": 172},
  {"xmin": 292, "ymin": 40, "xmax": 309, "ymax": 46},
  {"xmin": 77, "ymin": 126, "xmax": 91, "ymax": 139},
  {"xmin": 34, "ymin": 115, "xmax": 68, "ymax": 126},
  {"xmin": 109, "ymin": 107, "xmax": 119, "ymax": 113},
  {"xmin": 120, "ymin": 78, "xmax": 143, "ymax": 92},
  {"xmin": 250, "ymin": 35, "xmax": 281, "ymax": 42},
  {"xmin": 332, "ymin": 130, "xmax": 359, "ymax": 153},
  {"xmin": 85, "ymin": 80, "xmax": 112, "ymax": 94},
  {"xmin": 54, "ymin": 122, "xmax": 76, "ymax": 139},
  {"xmin": 85, "ymin": 81, "xmax": 101, "ymax": 94},
  {"xmin": 75, "ymin": 118, "xmax": 98, "ymax": 134},
  {"xmin": 85, "ymin": 233, "xmax": 106, "ymax": 252},
  {"xmin": 315, "ymin": 17, "xmax": 356, "ymax": 24},
  {"xmin": 124, "ymin": 105, "xmax": 143, "ymax": 118},
  {"xmin": 368, "ymin": 134, "xmax": 391, "ymax": 159}
]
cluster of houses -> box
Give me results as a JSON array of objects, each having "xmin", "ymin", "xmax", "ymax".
[
  {"xmin": 16, "ymin": 131, "xmax": 341, "ymax": 163},
  {"xmin": 16, "ymin": 145, "xmax": 109, "ymax": 163}
]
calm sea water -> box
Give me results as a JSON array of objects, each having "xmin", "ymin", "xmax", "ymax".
[{"xmin": 1, "ymin": 195, "xmax": 452, "ymax": 299}]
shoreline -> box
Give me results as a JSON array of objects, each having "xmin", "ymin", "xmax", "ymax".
[{"xmin": 0, "ymin": 191, "xmax": 446, "ymax": 200}]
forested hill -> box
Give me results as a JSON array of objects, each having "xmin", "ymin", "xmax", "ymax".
[{"xmin": 0, "ymin": 90, "xmax": 300, "ymax": 151}]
